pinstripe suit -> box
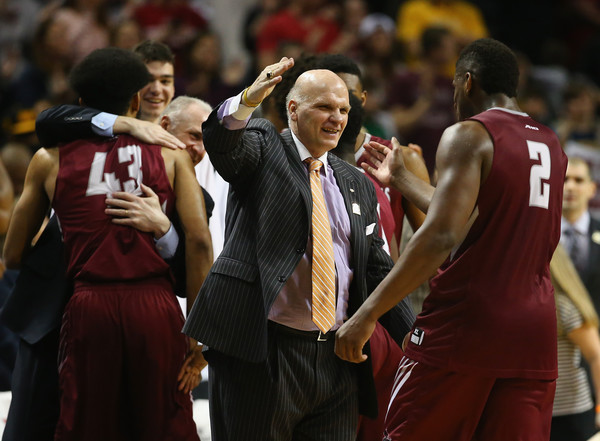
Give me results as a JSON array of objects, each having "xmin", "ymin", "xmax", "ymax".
[{"xmin": 183, "ymin": 109, "xmax": 415, "ymax": 440}]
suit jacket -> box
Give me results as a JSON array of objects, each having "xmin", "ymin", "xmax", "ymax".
[
  {"xmin": 584, "ymin": 216, "xmax": 600, "ymax": 314},
  {"xmin": 182, "ymin": 109, "xmax": 415, "ymax": 416},
  {"xmin": 0, "ymin": 216, "xmax": 70, "ymax": 344}
]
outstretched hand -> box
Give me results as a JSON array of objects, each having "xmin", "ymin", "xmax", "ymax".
[
  {"xmin": 360, "ymin": 137, "xmax": 409, "ymax": 189},
  {"xmin": 334, "ymin": 314, "xmax": 376, "ymax": 363},
  {"xmin": 105, "ymin": 183, "xmax": 171, "ymax": 238},
  {"xmin": 244, "ymin": 57, "xmax": 295, "ymax": 105},
  {"xmin": 113, "ymin": 117, "xmax": 185, "ymax": 150},
  {"xmin": 178, "ymin": 343, "xmax": 208, "ymax": 394}
]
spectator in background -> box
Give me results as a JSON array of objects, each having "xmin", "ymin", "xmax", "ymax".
[
  {"xmin": 178, "ymin": 32, "xmax": 245, "ymax": 107},
  {"xmin": 561, "ymin": 157, "xmax": 600, "ymax": 315},
  {"xmin": 354, "ymin": 13, "xmax": 404, "ymax": 141},
  {"xmin": 515, "ymin": 51, "xmax": 554, "ymax": 126},
  {"xmin": 387, "ymin": 25, "xmax": 456, "ymax": 179},
  {"xmin": 396, "ymin": 0, "xmax": 488, "ymax": 76},
  {"xmin": 133, "ymin": 0, "xmax": 208, "ymax": 53},
  {"xmin": 338, "ymin": 0, "xmax": 369, "ymax": 60},
  {"xmin": 550, "ymin": 244, "xmax": 600, "ymax": 441},
  {"xmin": 554, "ymin": 80, "xmax": 600, "ymax": 147},
  {"xmin": 255, "ymin": 0, "xmax": 343, "ymax": 70},
  {"xmin": 0, "ymin": 142, "xmax": 32, "ymax": 199},
  {"xmin": 26, "ymin": 14, "xmax": 76, "ymax": 107},
  {"xmin": 109, "ymin": 18, "xmax": 144, "ymax": 50},
  {"xmin": 46, "ymin": 0, "xmax": 110, "ymax": 65},
  {"xmin": 242, "ymin": 0, "xmax": 282, "ymax": 80}
]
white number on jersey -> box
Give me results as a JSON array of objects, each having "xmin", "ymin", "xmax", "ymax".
[
  {"xmin": 527, "ymin": 140, "xmax": 551, "ymax": 209},
  {"xmin": 86, "ymin": 145, "xmax": 143, "ymax": 196}
]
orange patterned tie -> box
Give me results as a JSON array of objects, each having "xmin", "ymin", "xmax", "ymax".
[{"xmin": 305, "ymin": 158, "xmax": 336, "ymax": 333}]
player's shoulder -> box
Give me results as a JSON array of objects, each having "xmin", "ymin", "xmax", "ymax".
[
  {"xmin": 32, "ymin": 146, "xmax": 59, "ymax": 169},
  {"xmin": 441, "ymin": 119, "xmax": 490, "ymax": 146}
]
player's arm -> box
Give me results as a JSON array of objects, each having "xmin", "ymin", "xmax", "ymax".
[
  {"xmin": 3, "ymin": 148, "xmax": 55, "ymax": 268},
  {"xmin": 0, "ymin": 158, "xmax": 14, "ymax": 235},
  {"xmin": 336, "ymin": 121, "xmax": 491, "ymax": 363},
  {"xmin": 170, "ymin": 149, "xmax": 213, "ymax": 313},
  {"xmin": 169, "ymin": 148, "xmax": 213, "ymax": 392},
  {"xmin": 400, "ymin": 144, "xmax": 429, "ymax": 230},
  {"xmin": 36, "ymin": 104, "xmax": 184, "ymax": 149}
]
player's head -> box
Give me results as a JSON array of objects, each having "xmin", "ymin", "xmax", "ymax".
[
  {"xmin": 69, "ymin": 47, "xmax": 151, "ymax": 116},
  {"xmin": 563, "ymin": 157, "xmax": 596, "ymax": 220},
  {"xmin": 314, "ymin": 54, "xmax": 366, "ymax": 106},
  {"xmin": 453, "ymin": 38, "xmax": 519, "ymax": 120},
  {"xmin": 333, "ymin": 92, "xmax": 365, "ymax": 163},
  {"xmin": 161, "ymin": 96, "xmax": 212, "ymax": 165},
  {"xmin": 134, "ymin": 40, "xmax": 175, "ymax": 123}
]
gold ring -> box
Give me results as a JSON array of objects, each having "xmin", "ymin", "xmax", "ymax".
[
  {"xmin": 125, "ymin": 210, "xmax": 129, "ymax": 215},
  {"xmin": 266, "ymin": 71, "xmax": 272, "ymax": 79}
]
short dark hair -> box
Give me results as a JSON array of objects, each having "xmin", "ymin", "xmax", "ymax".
[
  {"xmin": 421, "ymin": 26, "xmax": 451, "ymax": 57},
  {"xmin": 69, "ymin": 47, "xmax": 151, "ymax": 115},
  {"xmin": 336, "ymin": 92, "xmax": 365, "ymax": 150},
  {"xmin": 133, "ymin": 40, "xmax": 174, "ymax": 64},
  {"xmin": 314, "ymin": 54, "xmax": 363, "ymax": 83},
  {"xmin": 456, "ymin": 38, "xmax": 519, "ymax": 98}
]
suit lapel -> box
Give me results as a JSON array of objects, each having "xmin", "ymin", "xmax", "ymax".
[
  {"xmin": 328, "ymin": 154, "xmax": 364, "ymax": 266},
  {"xmin": 281, "ymin": 129, "xmax": 311, "ymax": 213}
]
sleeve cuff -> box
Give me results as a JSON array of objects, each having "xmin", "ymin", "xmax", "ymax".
[
  {"xmin": 91, "ymin": 112, "xmax": 118, "ymax": 137},
  {"xmin": 217, "ymin": 91, "xmax": 255, "ymax": 130},
  {"xmin": 154, "ymin": 223, "xmax": 179, "ymax": 259}
]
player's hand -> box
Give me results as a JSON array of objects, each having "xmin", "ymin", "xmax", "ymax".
[
  {"xmin": 334, "ymin": 314, "xmax": 376, "ymax": 363},
  {"xmin": 113, "ymin": 116, "xmax": 185, "ymax": 150},
  {"xmin": 361, "ymin": 137, "xmax": 410, "ymax": 190},
  {"xmin": 178, "ymin": 343, "xmax": 208, "ymax": 394},
  {"xmin": 105, "ymin": 183, "xmax": 171, "ymax": 238},
  {"xmin": 244, "ymin": 57, "xmax": 294, "ymax": 105}
]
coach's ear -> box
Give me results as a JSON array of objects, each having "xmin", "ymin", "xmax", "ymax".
[{"xmin": 128, "ymin": 92, "xmax": 141, "ymax": 116}]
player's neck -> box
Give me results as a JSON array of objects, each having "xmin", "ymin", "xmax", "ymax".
[
  {"xmin": 482, "ymin": 95, "xmax": 521, "ymax": 114},
  {"xmin": 354, "ymin": 128, "xmax": 367, "ymax": 153}
]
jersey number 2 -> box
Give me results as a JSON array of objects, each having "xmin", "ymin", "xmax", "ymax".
[
  {"xmin": 527, "ymin": 141, "xmax": 551, "ymax": 209},
  {"xmin": 86, "ymin": 145, "xmax": 143, "ymax": 196}
]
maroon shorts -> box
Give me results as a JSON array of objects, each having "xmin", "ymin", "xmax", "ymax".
[
  {"xmin": 384, "ymin": 355, "xmax": 556, "ymax": 441},
  {"xmin": 357, "ymin": 322, "xmax": 404, "ymax": 441},
  {"xmin": 55, "ymin": 279, "xmax": 198, "ymax": 441}
]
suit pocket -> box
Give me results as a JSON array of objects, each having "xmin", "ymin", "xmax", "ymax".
[{"xmin": 211, "ymin": 257, "xmax": 259, "ymax": 282}]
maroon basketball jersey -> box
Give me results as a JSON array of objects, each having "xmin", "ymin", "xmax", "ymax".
[
  {"xmin": 53, "ymin": 134, "xmax": 175, "ymax": 282},
  {"xmin": 404, "ymin": 108, "xmax": 567, "ymax": 379}
]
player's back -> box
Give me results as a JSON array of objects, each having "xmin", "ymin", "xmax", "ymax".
[
  {"xmin": 404, "ymin": 108, "xmax": 567, "ymax": 379},
  {"xmin": 53, "ymin": 134, "xmax": 175, "ymax": 282}
]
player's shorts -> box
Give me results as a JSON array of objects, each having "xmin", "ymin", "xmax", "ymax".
[
  {"xmin": 383, "ymin": 355, "xmax": 556, "ymax": 441},
  {"xmin": 55, "ymin": 278, "xmax": 198, "ymax": 441}
]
